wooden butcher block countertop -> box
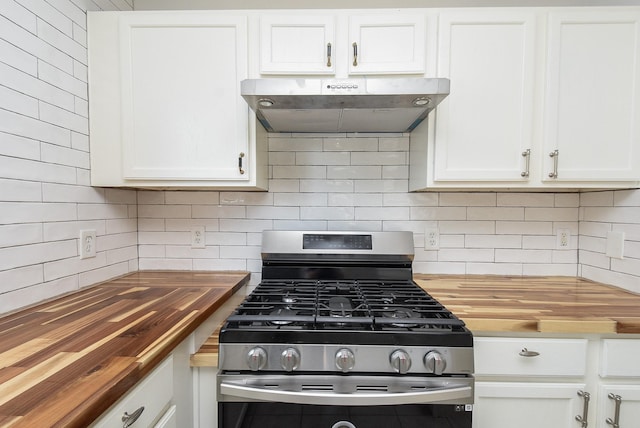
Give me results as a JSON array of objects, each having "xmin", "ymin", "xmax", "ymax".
[
  {"xmin": 0, "ymin": 271, "xmax": 249, "ymax": 428},
  {"xmin": 416, "ymin": 274, "xmax": 640, "ymax": 334},
  {"xmin": 191, "ymin": 275, "xmax": 640, "ymax": 369}
]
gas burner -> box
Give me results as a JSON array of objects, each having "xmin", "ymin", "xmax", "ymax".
[
  {"xmin": 382, "ymin": 306, "xmax": 420, "ymax": 328},
  {"xmin": 268, "ymin": 308, "xmax": 298, "ymax": 325}
]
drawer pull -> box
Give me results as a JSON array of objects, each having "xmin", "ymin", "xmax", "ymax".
[
  {"xmin": 575, "ymin": 390, "xmax": 590, "ymax": 428},
  {"xmin": 122, "ymin": 406, "xmax": 144, "ymax": 427},
  {"xmin": 518, "ymin": 348, "xmax": 540, "ymax": 357},
  {"xmin": 606, "ymin": 393, "xmax": 622, "ymax": 428}
]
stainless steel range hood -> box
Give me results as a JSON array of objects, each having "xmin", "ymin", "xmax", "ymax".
[{"xmin": 241, "ymin": 77, "xmax": 450, "ymax": 133}]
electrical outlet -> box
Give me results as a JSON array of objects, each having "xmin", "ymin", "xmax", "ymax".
[
  {"xmin": 556, "ymin": 229, "xmax": 570, "ymax": 249},
  {"xmin": 191, "ymin": 226, "xmax": 206, "ymax": 249},
  {"xmin": 79, "ymin": 229, "xmax": 97, "ymax": 259},
  {"xmin": 606, "ymin": 231, "xmax": 625, "ymax": 259},
  {"xmin": 425, "ymin": 228, "xmax": 440, "ymax": 250}
]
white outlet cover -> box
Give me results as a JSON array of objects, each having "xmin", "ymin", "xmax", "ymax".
[
  {"xmin": 79, "ymin": 229, "xmax": 97, "ymax": 259},
  {"xmin": 606, "ymin": 231, "xmax": 625, "ymax": 259},
  {"xmin": 191, "ymin": 226, "xmax": 206, "ymax": 249}
]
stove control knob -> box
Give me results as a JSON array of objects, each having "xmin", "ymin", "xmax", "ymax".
[
  {"xmin": 335, "ymin": 348, "xmax": 355, "ymax": 373},
  {"xmin": 424, "ymin": 351, "xmax": 447, "ymax": 375},
  {"xmin": 246, "ymin": 347, "xmax": 267, "ymax": 371},
  {"xmin": 280, "ymin": 347, "xmax": 301, "ymax": 372},
  {"xmin": 390, "ymin": 349, "xmax": 412, "ymax": 374}
]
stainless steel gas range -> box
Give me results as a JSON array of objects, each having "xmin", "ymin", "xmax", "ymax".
[{"xmin": 217, "ymin": 230, "xmax": 474, "ymax": 428}]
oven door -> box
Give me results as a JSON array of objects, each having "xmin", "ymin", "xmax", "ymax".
[{"xmin": 218, "ymin": 374, "xmax": 473, "ymax": 428}]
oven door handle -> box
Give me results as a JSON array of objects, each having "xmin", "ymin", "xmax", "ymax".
[{"xmin": 220, "ymin": 382, "xmax": 473, "ymax": 406}]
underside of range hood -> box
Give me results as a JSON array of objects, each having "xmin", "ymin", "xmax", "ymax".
[{"xmin": 241, "ymin": 77, "xmax": 450, "ymax": 133}]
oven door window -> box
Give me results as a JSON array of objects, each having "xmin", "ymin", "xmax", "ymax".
[{"xmin": 219, "ymin": 402, "xmax": 472, "ymax": 428}]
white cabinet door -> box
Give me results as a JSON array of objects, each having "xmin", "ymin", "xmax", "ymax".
[
  {"xmin": 433, "ymin": 9, "xmax": 538, "ymax": 183},
  {"xmin": 259, "ymin": 15, "xmax": 335, "ymax": 75},
  {"xmin": 119, "ymin": 14, "xmax": 249, "ymax": 181},
  {"xmin": 596, "ymin": 385, "xmax": 640, "ymax": 428},
  {"xmin": 543, "ymin": 9, "xmax": 640, "ymax": 182},
  {"xmin": 348, "ymin": 14, "xmax": 426, "ymax": 75},
  {"xmin": 474, "ymin": 382, "xmax": 586, "ymax": 428},
  {"xmin": 89, "ymin": 12, "xmax": 268, "ymax": 189},
  {"xmin": 257, "ymin": 12, "xmax": 427, "ymax": 76}
]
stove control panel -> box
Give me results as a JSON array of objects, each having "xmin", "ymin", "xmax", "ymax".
[{"xmin": 222, "ymin": 344, "xmax": 471, "ymax": 375}]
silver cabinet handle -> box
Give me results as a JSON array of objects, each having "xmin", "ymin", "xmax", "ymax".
[
  {"xmin": 575, "ymin": 390, "xmax": 590, "ymax": 427},
  {"xmin": 549, "ymin": 149, "xmax": 559, "ymax": 178},
  {"xmin": 327, "ymin": 43, "xmax": 332, "ymax": 67},
  {"xmin": 352, "ymin": 42, "xmax": 358, "ymax": 66},
  {"xmin": 238, "ymin": 152, "xmax": 245, "ymax": 175},
  {"xmin": 521, "ymin": 149, "xmax": 531, "ymax": 177},
  {"xmin": 518, "ymin": 348, "xmax": 539, "ymax": 357},
  {"xmin": 122, "ymin": 406, "xmax": 144, "ymax": 428},
  {"xmin": 606, "ymin": 393, "xmax": 622, "ymax": 428}
]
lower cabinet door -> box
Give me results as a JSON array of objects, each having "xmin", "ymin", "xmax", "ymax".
[
  {"xmin": 473, "ymin": 382, "xmax": 586, "ymax": 428},
  {"xmin": 597, "ymin": 385, "xmax": 640, "ymax": 428}
]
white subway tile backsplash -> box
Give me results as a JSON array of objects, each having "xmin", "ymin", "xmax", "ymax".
[
  {"xmin": 269, "ymin": 136, "xmax": 323, "ymax": 152},
  {"xmin": 0, "ymin": 0, "xmax": 37, "ymax": 32},
  {"xmin": 97, "ymin": 231, "xmax": 136, "ymax": 251},
  {"xmin": 247, "ymin": 206, "xmax": 299, "ymax": 220},
  {"xmin": 523, "ymin": 264, "xmax": 578, "ymax": 276},
  {"xmin": 410, "ymin": 207, "xmax": 466, "ymax": 221},
  {"xmin": 555, "ymin": 193, "xmax": 580, "ymax": 207},
  {"xmin": 0, "ymin": 178, "xmax": 42, "ymax": 201},
  {"xmin": 0, "ymin": 131, "xmax": 40, "ymax": 160},
  {"xmin": 379, "ymin": 137, "xmax": 409, "ymax": 151},
  {"xmin": 0, "ymin": 38, "xmax": 37, "ymax": 76},
  {"xmin": 0, "ymin": 223, "xmax": 43, "ymax": 248},
  {"xmin": 300, "ymin": 179, "xmax": 353, "ymax": 193},
  {"xmin": 439, "ymin": 249, "xmax": 494, "ymax": 262},
  {"xmin": 0, "ymin": 264, "xmax": 43, "ymax": 294},
  {"xmin": 43, "ymin": 219, "xmax": 105, "ymax": 240},
  {"xmin": 138, "ymin": 244, "xmax": 165, "ymax": 258},
  {"xmin": 138, "ymin": 204, "xmax": 190, "ymax": 219},
  {"xmin": 0, "ymin": 85, "xmax": 39, "ymax": 118},
  {"xmin": 323, "ymin": 137, "xmax": 377, "ymax": 151},
  {"xmin": 614, "ymin": 189, "xmax": 640, "ymax": 206},
  {"xmin": 583, "ymin": 206, "xmax": 639, "ymax": 223},
  {"xmin": 220, "ymin": 191, "xmax": 272, "ymax": 206},
  {"xmin": 220, "ymin": 219, "xmax": 272, "ymax": 233},
  {"xmin": 0, "ymin": 107, "xmax": 71, "ymax": 147},
  {"xmin": 525, "ymin": 207, "xmax": 579, "ymax": 221},
  {"xmin": 273, "ymin": 220, "xmax": 327, "ymax": 230},
  {"xmin": 22, "ymin": 0, "xmax": 73, "ymax": 36},
  {"xmin": 497, "ymin": 193, "xmax": 555, "ymax": 207},
  {"xmin": 466, "ymin": 234, "xmax": 522, "ymax": 249},
  {"xmin": 466, "ymin": 263, "xmax": 523, "ymax": 275},
  {"xmin": 329, "ymin": 221, "xmax": 381, "ymax": 231},
  {"xmin": 296, "ymin": 151, "xmax": 350, "ymax": 166},
  {"xmin": 327, "ymin": 165, "xmax": 380, "ymax": 179},
  {"xmin": 0, "ymin": 239, "xmax": 77, "ymax": 271},
  {"xmin": 300, "ymin": 206, "xmax": 354, "ymax": 221},
  {"xmin": 36, "ymin": 17, "xmax": 86, "ymax": 63},
  {"xmin": 42, "ymin": 182, "xmax": 104, "ymax": 202},
  {"xmin": 273, "ymin": 165, "xmax": 326, "ymax": 179},
  {"xmin": 495, "ymin": 249, "xmax": 551, "ymax": 263},
  {"xmin": 496, "ymin": 221, "xmax": 552, "ymax": 235},
  {"xmin": 382, "ymin": 165, "xmax": 408, "ymax": 179},
  {"xmin": 440, "ymin": 193, "xmax": 496, "ymax": 207},
  {"xmin": 355, "ymin": 206, "xmax": 409, "ymax": 221},
  {"xmin": 329, "ymin": 193, "xmax": 382, "ymax": 207},
  {"xmin": 192, "ymin": 205, "xmax": 245, "ymax": 219},
  {"xmin": 275, "ymin": 193, "xmax": 328, "ymax": 207},
  {"xmin": 580, "ymin": 191, "xmax": 614, "ymax": 206},
  {"xmin": 354, "ymin": 179, "xmax": 407, "ymax": 193},
  {"xmin": 166, "ymin": 245, "xmax": 221, "ymax": 259},
  {"xmin": 165, "ymin": 190, "xmax": 219, "ymax": 205},
  {"xmin": 44, "ymin": 250, "xmax": 106, "ymax": 281},
  {"xmin": 0, "ymin": 15, "xmax": 73, "ymax": 73},
  {"xmin": 351, "ymin": 151, "xmax": 406, "ymax": 166},
  {"xmin": 467, "ymin": 207, "xmax": 524, "ymax": 221}
]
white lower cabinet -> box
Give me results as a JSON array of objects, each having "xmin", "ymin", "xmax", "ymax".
[
  {"xmin": 91, "ymin": 356, "xmax": 174, "ymax": 428},
  {"xmin": 474, "ymin": 382, "xmax": 586, "ymax": 428},
  {"xmin": 473, "ymin": 337, "xmax": 589, "ymax": 428},
  {"xmin": 595, "ymin": 339, "xmax": 640, "ymax": 427},
  {"xmin": 474, "ymin": 336, "xmax": 640, "ymax": 428}
]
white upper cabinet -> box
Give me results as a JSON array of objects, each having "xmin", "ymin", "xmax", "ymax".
[
  {"xmin": 259, "ymin": 15, "xmax": 336, "ymax": 75},
  {"xmin": 410, "ymin": 6, "xmax": 640, "ymax": 191},
  {"xmin": 542, "ymin": 9, "xmax": 640, "ymax": 183},
  {"xmin": 347, "ymin": 14, "xmax": 426, "ymax": 75},
  {"xmin": 257, "ymin": 11, "xmax": 428, "ymax": 77},
  {"xmin": 431, "ymin": 9, "xmax": 538, "ymax": 183},
  {"xmin": 89, "ymin": 12, "xmax": 268, "ymax": 189}
]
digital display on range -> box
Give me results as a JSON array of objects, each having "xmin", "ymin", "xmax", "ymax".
[{"xmin": 302, "ymin": 234, "xmax": 373, "ymax": 250}]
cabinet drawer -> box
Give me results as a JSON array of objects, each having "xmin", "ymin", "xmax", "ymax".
[
  {"xmin": 92, "ymin": 356, "xmax": 174, "ymax": 427},
  {"xmin": 474, "ymin": 337, "xmax": 587, "ymax": 377},
  {"xmin": 600, "ymin": 339, "xmax": 640, "ymax": 378}
]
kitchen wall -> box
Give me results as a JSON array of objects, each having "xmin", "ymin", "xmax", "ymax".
[
  {"xmin": 137, "ymin": 132, "xmax": 640, "ymax": 293},
  {"xmin": 0, "ymin": 0, "xmax": 137, "ymax": 314},
  {"xmin": 138, "ymin": 133, "xmax": 585, "ymax": 286},
  {"xmin": 1, "ymin": 1, "xmax": 639, "ymax": 317},
  {"xmin": 579, "ymin": 190, "xmax": 640, "ymax": 294}
]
